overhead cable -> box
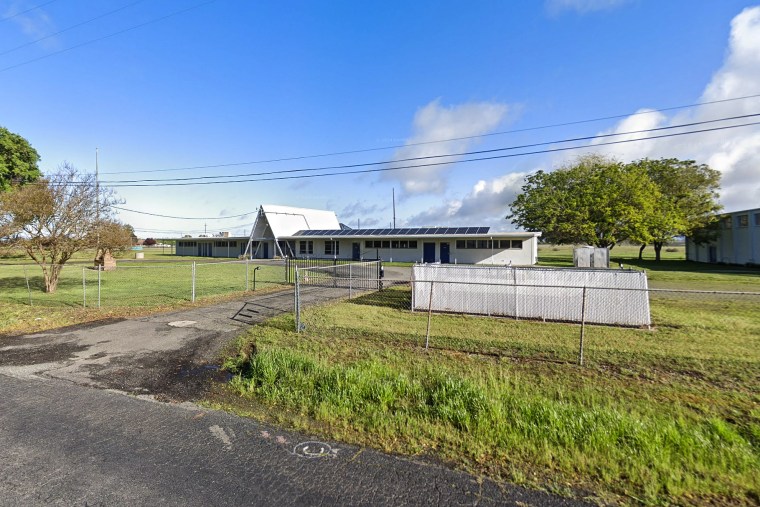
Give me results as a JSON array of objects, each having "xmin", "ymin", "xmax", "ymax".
[
  {"xmin": 99, "ymin": 93, "xmax": 760, "ymax": 175},
  {"xmin": 98, "ymin": 113, "xmax": 760, "ymax": 184},
  {"xmin": 0, "ymin": 0, "xmax": 147, "ymax": 57},
  {"xmin": 94, "ymin": 120, "xmax": 760, "ymax": 187},
  {"xmin": 0, "ymin": 0, "xmax": 217, "ymax": 73}
]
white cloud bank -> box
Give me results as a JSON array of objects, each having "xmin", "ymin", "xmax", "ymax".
[
  {"xmin": 591, "ymin": 5, "xmax": 760, "ymax": 211},
  {"xmin": 406, "ymin": 171, "xmax": 530, "ymax": 230},
  {"xmin": 409, "ymin": 5, "xmax": 760, "ymax": 230},
  {"xmin": 386, "ymin": 100, "xmax": 510, "ymax": 194}
]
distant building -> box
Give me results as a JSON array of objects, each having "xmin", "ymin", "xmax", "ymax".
[
  {"xmin": 175, "ymin": 204, "xmax": 541, "ymax": 265},
  {"xmin": 686, "ymin": 207, "xmax": 760, "ymax": 265}
]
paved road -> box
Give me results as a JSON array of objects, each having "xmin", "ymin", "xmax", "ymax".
[
  {"xmin": 0, "ymin": 374, "xmax": 586, "ymax": 506},
  {"xmin": 1, "ymin": 285, "xmax": 589, "ymax": 506}
]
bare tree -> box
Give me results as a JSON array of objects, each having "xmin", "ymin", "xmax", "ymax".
[{"xmin": 0, "ymin": 163, "xmax": 129, "ymax": 293}]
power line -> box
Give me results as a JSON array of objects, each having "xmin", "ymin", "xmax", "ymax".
[
  {"xmin": 96, "ymin": 120, "xmax": 760, "ymax": 188},
  {"xmin": 0, "ymin": 0, "xmax": 59, "ymax": 23},
  {"xmin": 111, "ymin": 206, "xmax": 254, "ymax": 220},
  {"xmin": 99, "ymin": 112, "xmax": 760, "ymax": 184},
  {"xmin": 0, "ymin": 0, "xmax": 147, "ymax": 57},
  {"xmin": 0, "ymin": 0, "xmax": 217, "ymax": 73},
  {"xmin": 99, "ymin": 92, "xmax": 760, "ymax": 176}
]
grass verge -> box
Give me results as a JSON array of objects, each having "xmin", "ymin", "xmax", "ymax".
[{"xmin": 213, "ymin": 289, "xmax": 760, "ymax": 505}]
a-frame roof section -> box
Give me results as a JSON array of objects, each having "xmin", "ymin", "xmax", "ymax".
[{"xmin": 260, "ymin": 204, "xmax": 340, "ymax": 238}]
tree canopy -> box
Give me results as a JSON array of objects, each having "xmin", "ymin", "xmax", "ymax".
[
  {"xmin": 508, "ymin": 154, "xmax": 660, "ymax": 249},
  {"xmin": 0, "ymin": 164, "xmax": 130, "ymax": 292},
  {"xmin": 627, "ymin": 158, "xmax": 722, "ymax": 260},
  {"xmin": 507, "ymin": 155, "xmax": 722, "ymax": 259},
  {"xmin": 0, "ymin": 126, "xmax": 41, "ymax": 191}
]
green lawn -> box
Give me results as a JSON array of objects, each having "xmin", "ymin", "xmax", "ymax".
[
  {"xmin": 215, "ymin": 246, "xmax": 760, "ymax": 506},
  {"xmin": 0, "ymin": 256, "xmax": 287, "ymax": 335}
]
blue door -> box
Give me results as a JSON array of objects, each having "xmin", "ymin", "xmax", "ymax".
[
  {"xmin": 440, "ymin": 242, "xmax": 450, "ymax": 263},
  {"xmin": 263, "ymin": 243, "xmax": 269, "ymax": 259},
  {"xmin": 423, "ymin": 242, "xmax": 436, "ymax": 263},
  {"xmin": 352, "ymin": 242, "xmax": 361, "ymax": 261}
]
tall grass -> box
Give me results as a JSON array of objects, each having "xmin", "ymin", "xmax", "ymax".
[{"xmin": 220, "ymin": 291, "xmax": 760, "ymax": 505}]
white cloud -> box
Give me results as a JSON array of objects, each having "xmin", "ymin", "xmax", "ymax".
[
  {"xmin": 589, "ymin": 5, "xmax": 760, "ymax": 211},
  {"xmin": 406, "ymin": 171, "xmax": 529, "ymax": 231},
  {"xmin": 546, "ymin": 0, "xmax": 632, "ymax": 15},
  {"xmin": 4, "ymin": 2, "xmax": 59, "ymax": 50},
  {"xmin": 386, "ymin": 99, "xmax": 510, "ymax": 195}
]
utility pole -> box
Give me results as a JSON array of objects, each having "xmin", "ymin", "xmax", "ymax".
[
  {"xmin": 392, "ymin": 188, "xmax": 396, "ymax": 229},
  {"xmin": 95, "ymin": 148, "xmax": 100, "ymax": 258}
]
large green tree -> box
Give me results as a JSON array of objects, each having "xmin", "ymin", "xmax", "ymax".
[
  {"xmin": 627, "ymin": 158, "xmax": 722, "ymax": 261},
  {"xmin": 508, "ymin": 154, "xmax": 660, "ymax": 249},
  {"xmin": 0, "ymin": 163, "xmax": 130, "ymax": 293},
  {"xmin": 0, "ymin": 126, "xmax": 41, "ymax": 191}
]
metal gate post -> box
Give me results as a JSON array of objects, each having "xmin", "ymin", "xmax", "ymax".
[
  {"xmin": 83, "ymin": 267, "xmax": 86, "ymax": 308},
  {"xmin": 294, "ymin": 267, "xmax": 301, "ymax": 332},
  {"xmin": 425, "ymin": 281, "xmax": 434, "ymax": 350},
  {"xmin": 246, "ymin": 258, "xmax": 249, "ymax": 291},
  {"xmin": 349, "ymin": 264, "xmax": 352, "ymax": 299},
  {"xmin": 192, "ymin": 262, "xmax": 196, "ymax": 302},
  {"xmin": 97, "ymin": 265, "xmax": 101, "ymax": 308}
]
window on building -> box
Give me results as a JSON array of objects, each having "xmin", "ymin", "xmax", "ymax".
[
  {"xmin": 299, "ymin": 240, "xmax": 313, "ymax": 255},
  {"xmin": 409, "ymin": 241, "xmax": 417, "ymax": 249},
  {"xmin": 391, "ymin": 240, "xmax": 399, "ymax": 249},
  {"xmin": 325, "ymin": 240, "xmax": 339, "ymax": 255},
  {"xmin": 724, "ymin": 216, "xmax": 732, "ymax": 228},
  {"xmin": 737, "ymin": 214, "xmax": 749, "ymax": 227},
  {"xmin": 755, "ymin": 213, "xmax": 760, "ymax": 226},
  {"xmin": 511, "ymin": 240, "xmax": 523, "ymax": 249},
  {"xmin": 382, "ymin": 240, "xmax": 390, "ymax": 248},
  {"xmin": 365, "ymin": 240, "xmax": 373, "ymax": 248},
  {"xmin": 215, "ymin": 241, "xmax": 227, "ymax": 247}
]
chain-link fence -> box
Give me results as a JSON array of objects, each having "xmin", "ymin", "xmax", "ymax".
[
  {"xmin": 0, "ymin": 259, "xmax": 288, "ymax": 309},
  {"xmin": 293, "ymin": 266, "xmax": 760, "ymax": 367}
]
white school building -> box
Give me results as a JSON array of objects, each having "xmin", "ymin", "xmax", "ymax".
[
  {"xmin": 686, "ymin": 207, "xmax": 760, "ymax": 265},
  {"xmin": 175, "ymin": 204, "xmax": 541, "ymax": 265}
]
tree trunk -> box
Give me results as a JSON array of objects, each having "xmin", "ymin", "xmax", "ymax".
[
  {"xmin": 653, "ymin": 241, "xmax": 663, "ymax": 262},
  {"xmin": 638, "ymin": 244, "xmax": 646, "ymax": 260},
  {"xmin": 44, "ymin": 264, "xmax": 62, "ymax": 293}
]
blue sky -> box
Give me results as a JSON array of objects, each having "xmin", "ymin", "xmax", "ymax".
[{"xmin": 2, "ymin": 0, "xmax": 759, "ymax": 237}]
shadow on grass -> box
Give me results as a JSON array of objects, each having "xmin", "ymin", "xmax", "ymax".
[{"xmin": 348, "ymin": 288, "xmax": 412, "ymax": 309}]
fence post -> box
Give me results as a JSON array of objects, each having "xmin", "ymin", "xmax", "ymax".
[
  {"xmin": 294, "ymin": 266, "xmax": 301, "ymax": 332},
  {"xmin": 349, "ymin": 263, "xmax": 352, "ymax": 299},
  {"xmin": 82, "ymin": 267, "xmax": 86, "ymax": 308},
  {"xmin": 425, "ymin": 281, "xmax": 434, "ymax": 350},
  {"xmin": 578, "ymin": 286, "xmax": 587, "ymax": 366},
  {"xmin": 97, "ymin": 265, "xmax": 101, "ymax": 309},
  {"xmin": 192, "ymin": 262, "xmax": 196, "ymax": 302},
  {"xmin": 513, "ymin": 266, "xmax": 519, "ymax": 320},
  {"xmin": 246, "ymin": 258, "xmax": 249, "ymax": 291},
  {"xmin": 23, "ymin": 266, "xmax": 33, "ymax": 307}
]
